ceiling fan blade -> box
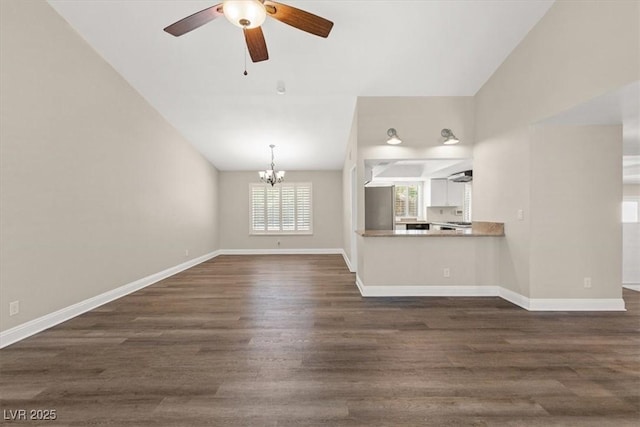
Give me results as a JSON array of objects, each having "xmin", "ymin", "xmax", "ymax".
[
  {"xmin": 164, "ymin": 4, "xmax": 223, "ymax": 36},
  {"xmin": 263, "ymin": 1, "xmax": 333, "ymax": 38},
  {"xmin": 244, "ymin": 27, "xmax": 269, "ymax": 62}
]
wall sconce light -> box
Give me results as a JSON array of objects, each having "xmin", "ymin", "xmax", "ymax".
[
  {"xmin": 441, "ymin": 128, "xmax": 459, "ymax": 145},
  {"xmin": 386, "ymin": 128, "xmax": 402, "ymax": 145}
]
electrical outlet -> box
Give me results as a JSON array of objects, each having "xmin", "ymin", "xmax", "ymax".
[
  {"xmin": 584, "ymin": 277, "xmax": 592, "ymax": 288},
  {"xmin": 517, "ymin": 209, "xmax": 524, "ymax": 221},
  {"xmin": 443, "ymin": 268, "xmax": 451, "ymax": 278},
  {"xmin": 9, "ymin": 301, "xmax": 19, "ymax": 316}
]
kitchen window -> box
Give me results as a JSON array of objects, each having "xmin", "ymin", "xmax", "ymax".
[
  {"xmin": 250, "ymin": 183, "xmax": 312, "ymax": 234},
  {"xmin": 463, "ymin": 182, "xmax": 472, "ymax": 222},
  {"xmin": 395, "ymin": 183, "xmax": 421, "ymax": 218}
]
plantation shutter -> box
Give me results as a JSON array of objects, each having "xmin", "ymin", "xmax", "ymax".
[
  {"xmin": 296, "ymin": 184, "xmax": 312, "ymax": 232},
  {"xmin": 251, "ymin": 185, "xmax": 266, "ymax": 232},
  {"xmin": 266, "ymin": 186, "xmax": 280, "ymax": 231},
  {"xmin": 281, "ymin": 185, "xmax": 296, "ymax": 231},
  {"xmin": 407, "ymin": 185, "xmax": 418, "ymax": 217},
  {"xmin": 463, "ymin": 183, "xmax": 472, "ymax": 222},
  {"xmin": 395, "ymin": 186, "xmax": 407, "ymax": 217},
  {"xmin": 394, "ymin": 184, "xmax": 420, "ymax": 218},
  {"xmin": 250, "ymin": 183, "xmax": 312, "ymax": 234}
]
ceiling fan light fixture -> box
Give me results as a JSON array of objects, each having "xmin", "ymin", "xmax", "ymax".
[
  {"xmin": 386, "ymin": 128, "xmax": 402, "ymax": 145},
  {"xmin": 223, "ymin": 0, "xmax": 266, "ymax": 29},
  {"xmin": 441, "ymin": 128, "xmax": 459, "ymax": 145},
  {"xmin": 164, "ymin": 1, "xmax": 334, "ymax": 65}
]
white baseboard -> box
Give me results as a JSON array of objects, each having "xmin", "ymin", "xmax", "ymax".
[
  {"xmin": 360, "ymin": 285, "xmax": 499, "ymax": 297},
  {"xmin": 341, "ymin": 250, "xmax": 355, "ymax": 273},
  {"xmin": 0, "ymin": 250, "xmax": 222, "ymax": 349},
  {"xmin": 219, "ymin": 248, "xmax": 344, "ymax": 255},
  {"xmin": 498, "ymin": 287, "xmax": 531, "ymax": 310},
  {"xmin": 356, "ymin": 277, "xmax": 498, "ymax": 297},
  {"xmin": 527, "ymin": 298, "xmax": 626, "ymax": 311},
  {"xmin": 623, "ymin": 284, "xmax": 640, "ymax": 292},
  {"xmin": 355, "ymin": 278, "xmax": 626, "ymax": 311},
  {"xmin": 356, "ymin": 275, "xmax": 365, "ymax": 295},
  {"xmin": 499, "ymin": 287, "xmax": 626, "ymax": 311}
]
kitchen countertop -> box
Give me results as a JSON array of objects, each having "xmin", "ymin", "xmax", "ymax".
[
  {"xmin": 358, "ymin": 221, "xmax": 504, "ymax": 237},
  {"xmin": 430, "ymin": 221, "xmax": 472, "ymax": 229},
  {"xmin": 395, "ymin": 220, "xmax": 430, "ymax": 224},
  {"xmin": 395, "ymin": 221, "xmax": 472, "ymax": 228}
]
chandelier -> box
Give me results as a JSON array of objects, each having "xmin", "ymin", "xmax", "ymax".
[{"xmin": 259, "ymin": 144, "xmax": 285, "ymax": 186}]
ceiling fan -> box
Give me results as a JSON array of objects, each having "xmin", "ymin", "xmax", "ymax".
[{"xmin": 164, "ymin": 0, "xmax": 334, "ymax": 63}]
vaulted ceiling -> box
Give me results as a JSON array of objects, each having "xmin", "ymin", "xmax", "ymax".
[{"xmin": 48, "ymin": 0, "xmax": 554, "ymax": 171}]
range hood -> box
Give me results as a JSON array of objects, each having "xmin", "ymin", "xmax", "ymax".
[{"xmin": 448, "ymin": 170, "xmax": 473, "ymax": 182}]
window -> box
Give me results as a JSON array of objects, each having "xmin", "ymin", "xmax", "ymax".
[
  {"xmin": 622, "ymin": 200, "xmax": 639, "ymax": 223},
  {"xmin": 250, "ymin": 183, "xmax": 312, "ymax": 234},
  {"xmin": 463, "ymin": 182, "xmax": 472, "ymax": 222},
  {"xmin": 394, "ymin": 183, "xmax": 421, "ymax": 218}
]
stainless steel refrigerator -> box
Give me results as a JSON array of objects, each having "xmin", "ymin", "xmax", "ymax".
[{"xmin": 365, "ymin": 185, "xmax": 395, "ymax": 230}]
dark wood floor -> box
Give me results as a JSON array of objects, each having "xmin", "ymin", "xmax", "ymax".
[{"xmin": 1, "ymin": 255, "xmax": 639, "ymax": 426}]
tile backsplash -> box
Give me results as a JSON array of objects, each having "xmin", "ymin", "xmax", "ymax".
[{"xmin": 426, "ymin": 206, "xmax": 463, "ymax": 222}]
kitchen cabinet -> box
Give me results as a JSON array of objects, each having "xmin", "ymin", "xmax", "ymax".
[
  {"xmin": 447, "ymin": 181, "xmax": 465, "ymax": 206},
  {"xmin": 429, "ymin": 179, "xmax": 465, "ymax": 207},
  {"xmin": 430, "ymin": 179, "xmax": 448, "ymax": 206}
]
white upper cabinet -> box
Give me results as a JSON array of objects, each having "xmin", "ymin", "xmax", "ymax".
[
  {"xmin": 430, "ymin": 179, "xmax": 448, "ymax": 206},
  {"xmin": 447, "ymin": 181, "xmax": 465, "ymax": 207},
  {"xmin": 429, "ymin": 179, "xmax": 465, "ymax": 207}
]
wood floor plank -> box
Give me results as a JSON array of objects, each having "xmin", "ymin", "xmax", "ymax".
[{"xmin": 1, "ymin": 254, "xmax": 639, "ymax": 425}]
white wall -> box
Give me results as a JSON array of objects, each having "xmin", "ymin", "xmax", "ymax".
[
  {"xmin": 468, "ymin": 127, "xmax": 533, "ymax": 296},
  {"xmin": 351, "ymin": 96, "xmax": 478, "ymax": 291},
  {"xmin": 356, "ymin": 97, "xmax": 475, "ymax": 230},
  {"xmin": 0, "ymin": 0, "xmax": 220, "ymax": 332},
  {"xmin": 357, "ymin": 97, "xmax": 475, "ymax": 159},
  {"xmin": 623, "ymin": 185, "xmax": 640, "ymax": 199},
  {"xmin": 342, "ymin": 109, "xmax": 358, "ymax": 265},
  {"xmin": 475, "ymin": 0, "xmax": 639, "ymax": 140},
  {"xmin": 623, "ymin": 222, "xmax": 640, "ymax": 285},
  {"xmin": 474, "ymin": 0, "xmax": 638, "ymax": 301},
  {"xmin": 426, "ymin": 207, "xmax": 464, "ymax": 223},
  {"xmin": 357, "ymin": 236, "xmax": 499, "ymax": 288},
  {"xmin": 219, "ymin": 171, "xmax": 342, "ymax": 250},
  {"xmin": 623, "ymin": 184, "xmax": 640, "ymax": 285},
  {"xmin": 529, "ymin": 125, "xmax": 622, "ymax": 299}
]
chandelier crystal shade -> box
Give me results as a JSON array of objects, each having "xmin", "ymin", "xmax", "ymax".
[{"xmin": 259, "ymin": 144, "xmax": 285, "ymax": 186}]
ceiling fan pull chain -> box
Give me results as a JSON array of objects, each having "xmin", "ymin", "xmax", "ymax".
[{"xmin": 243, "ymin": 45, "xmax": 248, "ymax": 76}]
